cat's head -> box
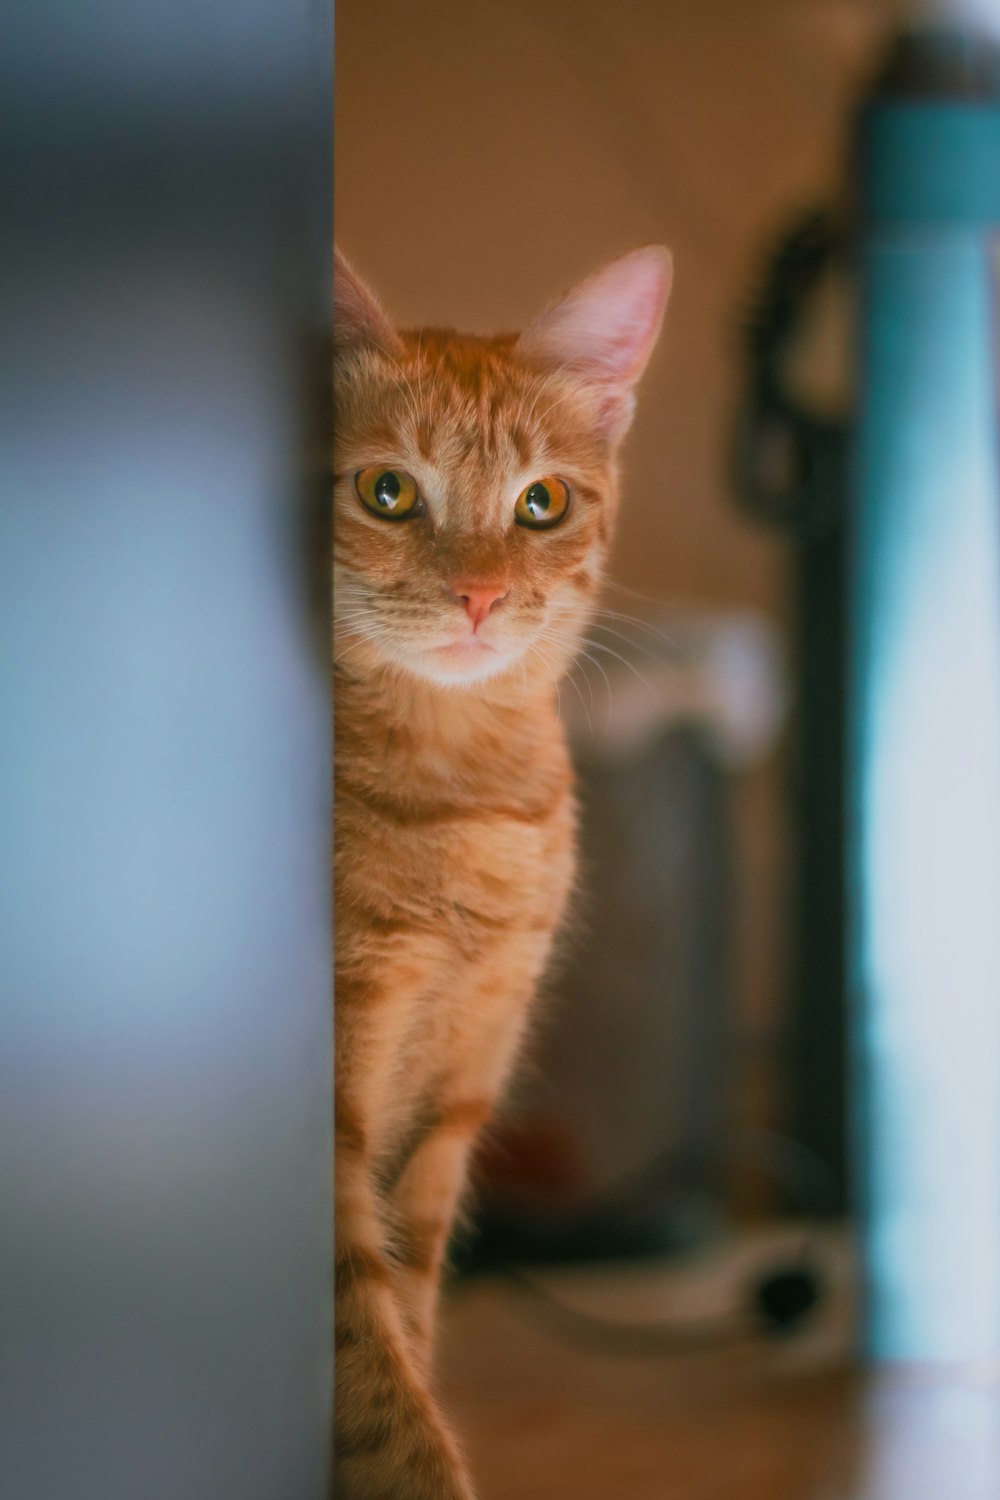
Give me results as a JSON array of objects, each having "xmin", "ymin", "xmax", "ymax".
[{"xmin": 333, "ymin": 247, "xmax": 671, "ymax": 691}]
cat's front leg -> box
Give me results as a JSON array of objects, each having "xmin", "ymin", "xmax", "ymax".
[
  {"xmin": 388, "ymin": 1095, "xmax": 491, "ymax": 1369},
  {"xmin": 388, "ymin": 983, "xmax": 536, "ymax": 1371},
  {"xmin": 335, "ymin": 1099, "xmax": 478, "ymax": 1500}
]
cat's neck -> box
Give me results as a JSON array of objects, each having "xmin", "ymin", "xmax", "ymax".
[{"xmin": 334, "ymin": 660, "xmax": 561, "ymax": 761}]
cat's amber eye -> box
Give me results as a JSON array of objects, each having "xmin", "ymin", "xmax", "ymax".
[
  {"xmin": 514, "ymin": 476, "xmax": 571, "ymax": 530},
  {"xmin": 355, "ymin": 466, "xmax": 422, "ymax": 521}
]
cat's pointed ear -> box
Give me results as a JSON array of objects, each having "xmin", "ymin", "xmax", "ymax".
[
  {"xmin": 515, "ymin": 246, "xmax": 672, "ymax": 441},
  {"xmin": 334, "ymin": 248, "xmax": 403, "ymax": 356}
]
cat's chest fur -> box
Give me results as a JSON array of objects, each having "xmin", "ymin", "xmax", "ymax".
[{"xmin": 334, "ymin": 676, "xmax": 577, "ymax": 1006}]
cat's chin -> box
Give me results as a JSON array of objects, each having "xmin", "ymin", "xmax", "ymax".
[{"xmin": 417, "ymin": 639, "xmax": 516, "ymax": 688}]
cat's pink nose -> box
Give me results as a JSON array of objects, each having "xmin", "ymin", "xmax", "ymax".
[{"xmin": 451, "ymin": 581, "xmax": 508, "ymax": 630}]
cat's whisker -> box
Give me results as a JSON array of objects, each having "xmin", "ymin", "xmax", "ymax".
[
  {"xmin": 559, "ymin": 656, "xmax": 596, "ymax": 739},
  {"xmin": 380, "ymin": 348, "xmax": 424, "ymax": 439},
  {"xmin": 566, "ymin": 651, "xmax": 597, "ymax": 719},
  {"xmin": 536, "ymin": 626, "xmax": 599, "ymax": 721},
  {"xmin": 510, "ymin": 368, "xmax": 544, "ymax": 435},
  {"xmin": 334, "ymin": 607, "xmax": 379, "ymax": 624},
  {"xmin": 534, "ymin": 381, "xmax": 591, "ymax": 428},
  {"xmin": 602, "ymin": 576, "xmax": 682, "ymax": 613},
  {"xmin": 526, "ymin": 639, "xmax": 580, "ymax": 732},
  {"xmin": 586, "ymin": 618, "xmax": 669, "ymax": 665},
  {"xmin": 535, "ymin": 617, "xmax": 611, "ymax": 723},
  {"xmin": 413, "ymin": 328, "xmax": 425, "ymax": 410},
  {"xmin": 588, "ymin": 606, "xmax": 685, "ymax": 656},
  {"xmin": 333, "ymin": 608, "xmax": 390, "ymax": 631},
  {"xmin": 334, "ymin": 622, "xmax": 397, "ymax": 663},
  {"xmin": 567, "ymin": 648, "xmax": 614, "ymax": 733},
  {"xmin": 515, "ymin": 357, "xmax": 578, "ymax": 434},
  {"xmin": 545, "ymin": 606, "xmax": 675, "ymax": 679},
  {"xmin": 582, "ymin": 636, "xmax": 662, "ymax": 706},
  {"xmin": 334, "ymin": 639, "xmax": 379, "ymax": 666},
  {"xmin": 526, "ymin": 642, "xmax": 565, "ymax": 721},
  {"xmin": 526, "ymin": 619, "xmax": 605, "ymax": 739}
]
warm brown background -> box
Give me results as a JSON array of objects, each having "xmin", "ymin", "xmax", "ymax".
[
  {"xmin": 334, "ymin": 0, "xmax": 900, "ymax": 1191},
  {"xmin": 335, "ymin": 0, "xmax": 900, "ymax": 604}
]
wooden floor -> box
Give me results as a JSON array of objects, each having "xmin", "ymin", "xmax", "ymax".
[{"xmin": 437, "ymin": 1229, "xmax": 1000, "ymax": 1500}]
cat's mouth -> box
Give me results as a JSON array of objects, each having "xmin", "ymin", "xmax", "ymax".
[
  {"xmin": 434, "ymin": 637, "xmax": 498, "ymax": 658},
  {"xmin": 420, "ymin": 629, "xmax": 515, "ymax": 685},
  {"xmin": 431, "ymin": 636, "xmax": 502, "ymax": 673}
]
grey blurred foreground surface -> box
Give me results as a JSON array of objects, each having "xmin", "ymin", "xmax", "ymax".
[{"xmin": 0, "ymin": 5, "xmax": 334, "ymax": 1498}]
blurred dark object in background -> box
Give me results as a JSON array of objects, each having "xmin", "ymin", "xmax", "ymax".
[
  {"xmin": 461, "ymin": 614, "xmax": 786, "ymax": 1269},
  {"xmin": 472, "ymin": 726, "xmax": 730, "ymax": 1265},
  {"xmin": 732, "ymin": 208, "xmax": 853, "ymax": 1214}
]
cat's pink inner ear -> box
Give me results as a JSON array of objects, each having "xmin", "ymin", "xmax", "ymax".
[
  {"xmin": 516, "ymin": 245, "xmax": 672, "ymax": 395},
  {"xmin": 334, "ymin": 248, "xmax": 402, "ymax": 355}
]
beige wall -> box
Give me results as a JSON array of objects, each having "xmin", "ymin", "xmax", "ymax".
[
  {"xmin": 335, "ymin": 0, "xmax": 898, "ymax": 1196},
  {"xmin": 336, "ymin": 0, "xmax": 891, "ymax": 608}
]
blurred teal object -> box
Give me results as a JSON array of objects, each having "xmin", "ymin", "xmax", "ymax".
[{"xmin": 851, "ymin": 22, "xmax": 1000, "ymax": 1364}]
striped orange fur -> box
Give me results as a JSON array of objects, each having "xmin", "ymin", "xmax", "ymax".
[{"xmin": 333, "ymin": 245, "xmax": 671, "ymax": 1499}]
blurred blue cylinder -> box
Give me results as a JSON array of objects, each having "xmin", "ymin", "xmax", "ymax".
[{"xmin": 852, "ymin": 81, "xmax": 1000, "ymax": 1363}]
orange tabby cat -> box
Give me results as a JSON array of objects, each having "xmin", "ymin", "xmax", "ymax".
[{"xmin": 333, "ymin": 245, "xmax": 671, "ymax": 1499}]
